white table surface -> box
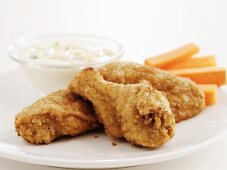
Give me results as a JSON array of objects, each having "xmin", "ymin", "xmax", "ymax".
[{"xmin": 0, "ymin": 0, "xmax": 227, "ymax": 169}]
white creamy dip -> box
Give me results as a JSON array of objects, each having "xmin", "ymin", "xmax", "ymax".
[
  {"xmin": 9, "ymin": 34, "xmax": 123, "ymax": 95},
  {"xmin": 18, "ymin": 41, "xmax": 115, "ymax": 66}
]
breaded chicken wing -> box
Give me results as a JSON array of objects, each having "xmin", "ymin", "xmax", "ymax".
[
  {"xmin": 100, "ymin": 62, "xmax": 205, "ymax": 122},
  {"xmin": 15, "ymin": 89, "xmax": 100, "ymax": 144},
  {"xmin": 69, "ymin": 68, "xmax": 175, "ymax": 147}
]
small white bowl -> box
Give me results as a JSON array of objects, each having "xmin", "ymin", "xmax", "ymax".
[{"xmin": 8, "ymin": 34, "xmax": 124, "ymax": 95}]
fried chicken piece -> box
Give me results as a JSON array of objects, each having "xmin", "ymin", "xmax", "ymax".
[
  {"xmin": 15, "ymin": 89, "xmax": 100, "ymax": 144},
  {"xmin": 100, "ymin": 62, "xmax": 206, "ymax": 122},
  {"xmin": 69, "ymin": 68, "xmax": 175, "ymax": 147}
]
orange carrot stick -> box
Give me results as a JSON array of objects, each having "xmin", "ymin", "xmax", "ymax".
[
  {"xmin": 169, "ymin": 67, "xmax": 226, "ymax": 86},
  {"xmin": 166, "ymin": 55, "xmax": 216, "ymax": 70},
  {"xmin": 198, "ymin": 84, "xmax": 217, "ymax": 105},
  {"xmin": 144, "ymin": 43, "xmax": 199, "ymax": 69}
]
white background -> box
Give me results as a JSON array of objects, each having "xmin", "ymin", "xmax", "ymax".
[{"xmin": 0, "ymin": 0, "xmax": 227, "ymax": 169}]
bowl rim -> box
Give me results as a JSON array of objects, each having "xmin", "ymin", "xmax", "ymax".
[{"xmin": 8, "ymin": 33, "xmax": 124, "ymax": 69}]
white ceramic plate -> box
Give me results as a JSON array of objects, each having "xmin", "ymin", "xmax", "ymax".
[{"xmin": 0, "ymin": 69, "xmax": 227, "ymax": 169}]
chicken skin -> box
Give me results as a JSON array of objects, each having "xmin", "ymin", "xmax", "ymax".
[
  {"xmin": 69, "ymin": 68, "xmax": 175, "ymax": 147},
  {"xmin": 15, "ymin": 89, "xmax": 100, "ymax": 144},
  {"xmin": 100, "ymin": 62, "xmax": 206, "ymax": 122}
]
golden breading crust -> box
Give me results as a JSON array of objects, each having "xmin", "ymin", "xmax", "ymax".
[
  {"xmin": 15, "ymin": 89, "xmax": 100, "ymax": 144},
  {"xmin": 100, "ymin": 62, "xmax": 206, "ymax": 122},
  {"xmin": 69, "ymin": 68, "xmax": 175, "ymax": 148}
]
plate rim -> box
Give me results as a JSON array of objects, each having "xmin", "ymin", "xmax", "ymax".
[{"xmin": 0, "ymin": 125, "xmax": 226, "ymax": 169}]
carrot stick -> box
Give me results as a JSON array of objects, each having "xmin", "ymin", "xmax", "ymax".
[
  {"xmin": 169, "ymin": 67, "xmax": 226, "ymax": 86},
  {"xmin": 144, "ymin": 43, "xmax": 199, "ymax": 69},
  {"xmin": 198, "ymin": 84, "xmax": 217, "ymax": 105},
  {"xmin": 166, "ymin": 55, "xmax": 216, "ymax": 70}
]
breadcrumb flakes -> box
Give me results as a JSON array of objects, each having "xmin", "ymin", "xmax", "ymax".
[{"xmin": 111, "ymin": 142, "xmax": 117, "ymax": 146}]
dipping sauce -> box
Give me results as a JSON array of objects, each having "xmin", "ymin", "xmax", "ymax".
[
  {"xmin": 18, "ymin": 41, "xmax": 115, "ymax": 66},
  {"xmin": 9, "ymin": 34, "xmax": 123, "ymax": 95}
]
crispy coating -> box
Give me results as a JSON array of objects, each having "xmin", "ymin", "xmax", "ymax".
[
  {"xmin": 15, "ymin": 89, "xmax": 100, "ymax": 144},
  {"xmin": 100, "ymin": 62, "xmax": 206, "ymax": 122},
  {"xmin": 69, "ymin": 68, "xmax": 175, "ymax": 147}
]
